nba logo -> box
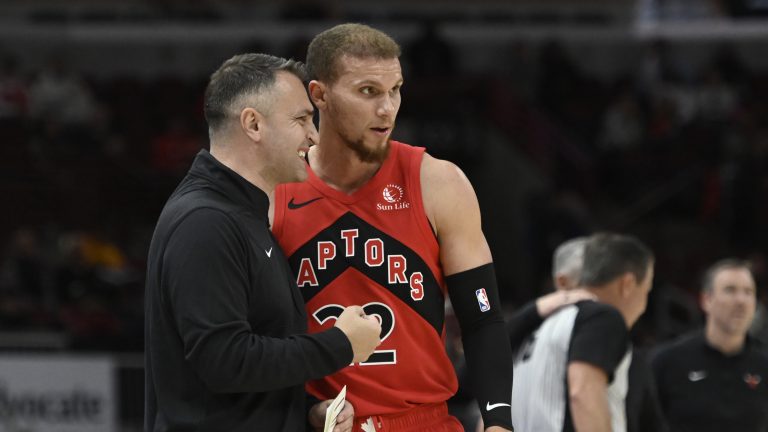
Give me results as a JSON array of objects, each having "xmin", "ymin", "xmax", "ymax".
[{"xmin": 475, "ymin": 288, "xmax": 491, "ymax": 312}]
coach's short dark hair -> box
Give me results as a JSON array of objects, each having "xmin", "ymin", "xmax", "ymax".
[
  {"xmin": 203, "ymin": 53, "xmax": 307, "ymax": 131},
  {"xmin": 579, "ymin": 233, "xmax": 654, "ymax": 287},
  {"xmin": 306, "ymin": 23, "xmax": 401, "ymax": 83},
  {"xmin": 701, "ymin": 258, "xmax": 752, "ymax": 294}
]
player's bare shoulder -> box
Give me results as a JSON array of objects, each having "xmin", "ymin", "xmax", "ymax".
[{"xmin": 420, "ymin": 153, "xmax": 481, "ymax": 235}]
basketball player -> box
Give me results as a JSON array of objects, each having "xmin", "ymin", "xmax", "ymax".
[{"xmin": 271, "ymin": 24, "xmax": 513, "ymax": 431}]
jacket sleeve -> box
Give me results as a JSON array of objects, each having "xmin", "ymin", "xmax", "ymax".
[
  {"xmin": 506, "ymin": 301, "xmax": 543, "ymax": 352},
  {"xmin": 162, "ymin": 208, "xmax": 352, "ymax": 393}
]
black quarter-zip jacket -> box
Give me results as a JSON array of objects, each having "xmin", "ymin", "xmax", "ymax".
[
  {"xmin": 145, "ymin": 150, "xmax": 352, "ymax": 432},
  {"xmin": 651, "ymin": 331, "xmax": 768, "ymax": 432}
]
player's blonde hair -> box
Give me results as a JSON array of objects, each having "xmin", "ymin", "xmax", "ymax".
[{"xmin": 307, "ymin": 23, "xmax": 401, "ymax": 83}]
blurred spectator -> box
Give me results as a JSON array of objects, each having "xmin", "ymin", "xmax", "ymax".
[
  {"xmin": 696, "ymin": 66, "xmax": 738, "ymax": 122},
  {"xmin": 28, "ymin": 56, "xmax": 96, "ymax": 127},
  {"xmin": 0, "ymin": 229, "xmax": 48, "ymax": 328},
  {"xmin": 599, "ymin": 86, "xmax": 645, "ymax": 151},
  {"xmin": 0, "ymin": 54, "xmax": 27, "ymax": 121}
]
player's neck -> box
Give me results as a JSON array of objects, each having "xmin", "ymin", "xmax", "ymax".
[
  {"xmin": 705, "ymin": 321, "xmax": 746, "ymax": 355},
  {"xmin": 309, "ymin": 140, "xmax": 383, "ymax": 194}
]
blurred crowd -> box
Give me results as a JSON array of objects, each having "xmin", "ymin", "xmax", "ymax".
[{"xmin": 1, "ymin": 24, "xmax": 768, "ymax": 355}]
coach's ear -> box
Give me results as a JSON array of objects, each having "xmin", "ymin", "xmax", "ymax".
[
  {"xmin": 308, "ymin": 80, "xmax": 327, "ymax": 109},
  {"xmin": 240, "ymin": 107, "xmax": 264, "ymax": 143}
]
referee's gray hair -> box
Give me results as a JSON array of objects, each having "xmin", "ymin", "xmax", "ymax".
[{"xmin": 552, "ymin": 237, "xmax": 587, "ymax": 282}]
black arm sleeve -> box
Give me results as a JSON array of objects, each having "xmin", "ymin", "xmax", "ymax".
[
  {"xmin": 506, "ymin": 301, "xmax": 543, "ymax": 352},
  {"xmin": 164, "ymin": 209, "xmax": 352, "ymax": 393},
  {"xmin": 447, "ymin": 263, "xmax": 514, "ymax": 430}
]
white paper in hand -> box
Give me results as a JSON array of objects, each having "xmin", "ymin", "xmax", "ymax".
[{"xmin": 323, "ymin": 385, "xmax": 347, "ymax": 432}]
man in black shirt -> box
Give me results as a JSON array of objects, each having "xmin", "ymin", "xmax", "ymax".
[
  {"xmin": 652, "ymin": 259, "xmax": 768, "ymax": 432},
  {"xmin": 145, "ymin": 53, "xmax": 382, "ymax": 432}
]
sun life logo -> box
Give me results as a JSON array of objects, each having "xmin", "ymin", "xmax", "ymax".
[{"xmin": 382, "ymin": 184, "xmax": 404, "ymax": 203}]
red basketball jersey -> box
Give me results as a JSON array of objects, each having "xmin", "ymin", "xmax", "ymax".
[{"xmin": 272, "ymin": 141, "xmax": 457, "ymax": 417}]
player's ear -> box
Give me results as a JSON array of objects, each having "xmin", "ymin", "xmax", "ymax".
[
  {"xmin": 308, "ymin": 80, "xmax": 327, "ymax": 109},
  {"xmin": 241, "ymin": 107, "xmax": 264, "ymax": 143}
]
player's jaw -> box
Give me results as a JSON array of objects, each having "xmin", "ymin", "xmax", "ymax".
[
  {"xmin": 347, "ymin": 122, "xmax": 393, "ymax": 163},
  {"xmin": 345, "ymin": 135, "xmax": 390, "ymax": 163}
]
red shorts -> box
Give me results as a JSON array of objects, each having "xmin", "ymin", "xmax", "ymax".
[{"xmin": 354, "ymin": 402, "xmax": 464, "ymax": 432}]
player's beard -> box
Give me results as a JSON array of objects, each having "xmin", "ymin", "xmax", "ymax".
[{"xmin": 346, "ymin": 135, "xmax": 391, "ymax": 163}]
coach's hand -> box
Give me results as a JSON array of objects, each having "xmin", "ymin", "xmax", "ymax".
[
  {"xmin": 335, "ymin": 306, "xmax": 381, "ymax": 363},
  {"xmin": 309, "ymin": 400, "xmax": 355, "ymax": 432}
]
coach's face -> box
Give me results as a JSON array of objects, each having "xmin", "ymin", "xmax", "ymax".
[
  {"xmin": 704, "ymin": 267, "xmax": 756, "ymax": 337},
  {"xmin": 259, "ymin": 71, "xmax": 317, "ymax": 185},
  {"xmin": 310, "ymin": 55, "xmax": 403, "ymax": 163}
]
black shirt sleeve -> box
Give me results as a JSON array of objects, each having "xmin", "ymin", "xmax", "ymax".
[
  {"xmin": 507, "ymin": 301, "xmax": 543, "ymax": 351},
  {"xmin": 163, "ymin": 208, "xmax": 352, "ymax": 393},
  {"xmin": 568, "ymin": 302, "xmax": 629, "ymax": 380}
]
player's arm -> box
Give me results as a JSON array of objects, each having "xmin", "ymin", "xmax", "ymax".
[
  {"xmin": 422, "ymin": 154, "xmax": 514, "ymax": 432},
  {"xmin": 568, "ymin": 361, "xmax": 612, "ymax": 432}
]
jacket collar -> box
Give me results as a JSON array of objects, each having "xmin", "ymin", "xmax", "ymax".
[{"xmin": 188, "ymin": 149, "xmax": 270, "ymax": 222}]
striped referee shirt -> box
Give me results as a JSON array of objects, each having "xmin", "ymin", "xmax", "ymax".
[{"xmin": 512, "ymin": 301, "xmax": 631, "ymax": 432}]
